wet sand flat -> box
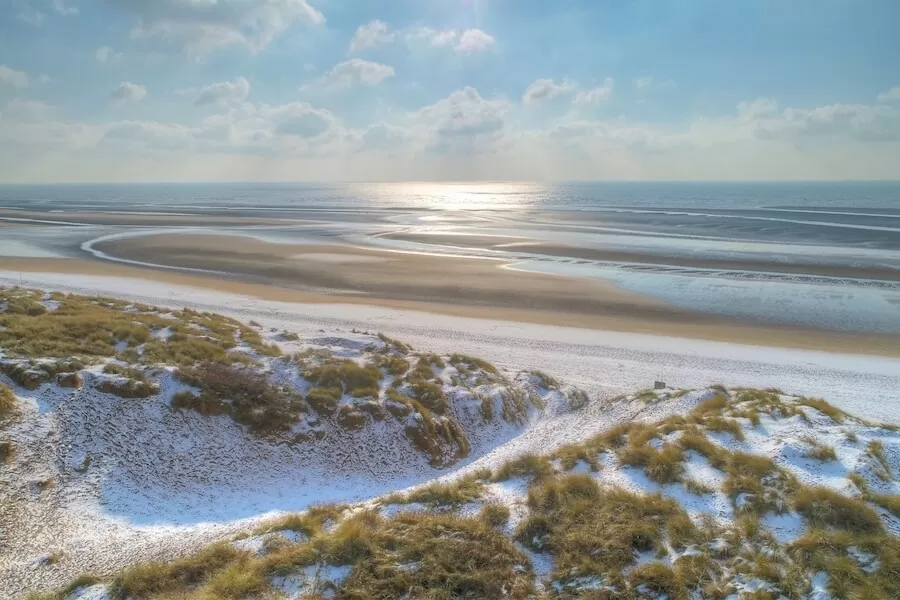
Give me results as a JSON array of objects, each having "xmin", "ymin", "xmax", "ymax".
[
  {"xmin": 4, "ymin": 247, "xmax": 900, "ymax": 357},
  {"xmin": 93, "ymin": 234, "xmax": 666, "ymax": 316},
  {"xmin": 383, "ymin": 233, "xmax": 900, "ymax": 282},
  {"xmin": 0, "ymin": 209, "xmax": 314, "ymax": 227}
]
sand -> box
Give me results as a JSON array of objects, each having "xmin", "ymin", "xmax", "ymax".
[
  {"xmin": 4, "ymin": 248, "xmax": 900, "ymax": 357},
  {"xmin": 383, "ymin": 233, "xmax": 900, "ymax": 282}
]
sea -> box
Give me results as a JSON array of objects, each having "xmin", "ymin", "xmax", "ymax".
[{"xmin": 1, "ymin": 181, "xmax": 899, "ymax": 334}]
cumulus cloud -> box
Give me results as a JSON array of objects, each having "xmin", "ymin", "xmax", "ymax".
[
  {"xmin": 6, "ymin": 85, "xmax": 900, "ymax": 181},
  {"xmin": 348, "ymin": 19, "xmax": 394, "ymax": 54},
  {"xmin": 0, "ymin": 65, "xmax": 29, "ymax": 89},
  {"xmin": 194, "ymin": 77, "xmax": 251, "ymax": 106},
  {"xmin": 110, "ymin": 82, "xmax": 147, "ymax": 103},
  {"xmin": 103, "ymin": 120, "xmax": 193, "ymax": 149},
  {"xmin": 407, "ymin": 27, "xmax": 495, "ymax": 53},
  {"xmin": 95, "ymin": 46, "xmax": 123, "ymax": 63},
  {"xmin": 455, "ymin": 29, "xmax": 495, "ymax": 53},
  {"xmin": 1, "ymin": 99, "xmax": 53, "ymax": 121},
  {"xmin": 877, "ymin": 86, "xmax": 900, "ymax": 104},
  {"xmin": 115, "ymin": 0, "xmax": 325, "ymax": 57},
  {"xmin": 348, "ymin": 21, "xmax": 495, "ymax": 54},
  {"xmin": 573, "ymin": 78, "xmax": 615, "ymax": 106},
  {"xmin": 412, "ymin": 87, "xmax": 511, "ymax": 154},
  {"xmin": 265, "ymin": 103, "xmax": 335, "ymax": 138},
  {"xmin": 319, "ymin": 59, "xmax": 394, "ymax": 89},
  {"xmin": 522, "ymin": 78, "xmax": 575, "ymax": 106}
]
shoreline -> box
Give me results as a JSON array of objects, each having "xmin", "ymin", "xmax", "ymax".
[{"xmin": 3, "ymin": 256, "xmax": 900, "ymax": 358}]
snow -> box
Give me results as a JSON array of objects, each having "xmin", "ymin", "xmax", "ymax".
[
  {"xmin": 271, "ymin": 564, "xmax": 351, "ymax": 599},
  {"xmin": 152, "ymin": 326, "xmax": 174, "ymax": 341},
  {"xmin": 2, "ymin": 271, "xmax": 900, "ymax": 597},
  {"xmin": 809, "ymin": 572, "xmax": 830, "ymax": 600},
  {"xmin": 66, "ymin": 585, "xmax": 110, "ymax": 600},
  {"xmin": 1, "ymin": 271, "xmax": 898, "ymax": 423}
]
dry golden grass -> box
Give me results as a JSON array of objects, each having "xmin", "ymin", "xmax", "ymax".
[
  {"xmin": 492, "ymin": 453, "xmax": 553, "ymax": 482},
  {"xmin": 0, "ymin": 438, "xmax": 13, "ymax": 464},
  {"xmin": 0, "ymin": 383, "xmax": 17, "ymax": 421},
  {"xmin": 866, "ymin": 440, "xmax": 892, "ymax": 481},
  {"xmin": 518, "ymin": 474, "xmax": 689, "ymax": 593},
  {"xmin": 797, "ymin": 397, "xmax": 845, "ymax": 423},
  {"xmin": 304, "ymin": 360, "xmax": 381, "ymax": 399},
  {"xmin": 789, "ymin": 530, "xmax": 900, "ymax": 598},
  {"xmin": 336, "ymin": 510, "xmax": 532, "ymax": 600},
  {"xmin": 553, "ymin": 442, "xmax": 601, "ymax": 472},
  {"xmin": 111, "ymin": 543, "xmax": 245, "ymax": 599},
  {"xmin": 0, "ymin": 288, "xmax": 277, "ymax": 372},
  {"xmin": 449, "ymin": 353, "xmax": 499, "ymax": 376},
  {"xmin": 175, "ymin": 362, "xmax": 305, "ymax": 433},
  {"xmin": 800, "ymin": 436, "xmax": 838, "ymax": 462},
  {"xmin": 390, "ymin": 472, "xmax": 489, "ymax": 508},
  {"xmin": 1, "ymin": 359, "xmax": 84, "ymax": 391},
  {"xmin": 26, "ymin": 575, "xmax": 102, "ymax": 600},
  {"xmin": 793, "ymin": 486, "xmax": 883, "ymax": 534}
]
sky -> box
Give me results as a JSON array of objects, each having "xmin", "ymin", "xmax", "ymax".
[{"xmin": 0, "ymin": 0, "xmax": 899, "ymax": 183}]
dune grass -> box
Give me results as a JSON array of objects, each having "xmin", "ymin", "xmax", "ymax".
[
  {"xmin": 1, "ymin": 358, "xmax": 85, "ymax": 391},
  {"xmin": 25, "ymin": 575, "xmax": 102, "ymax": 600},
  {"xmin": 518, "ymin": 474, "xmax": 692, "ymax": 593},
  {"xmin": 174, "ymin": 362, "xmax": 305, "ymax": 433},
  {"xmin": 0, "ymin": 383, "xmax": 17, "ymax": 422},
  {"xmin": 801, "ymin": 436, "xmax": 838, "ymax": 462},
  {"xmin": 387, "ymin": 471, "xmax": 490, "ymax": 508}
]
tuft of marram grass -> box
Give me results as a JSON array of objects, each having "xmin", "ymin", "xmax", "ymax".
[
  {"xmin": 395, "ymin": 472, "xmax": 489, "ymax": 508},
  {"xmin": 793, "ymin": 486, "xmax": 883, "ymax": 534},
  {"xmin": 801, "ymin": 437, "xmax": 838, "ymax": 462},
  {"xmin": 0, "ymin": 383, "xmax": 17, "ymax": 421},
  {"xmin": 492, "ymin": 453, "xmax": 553, "ymax": 482}
]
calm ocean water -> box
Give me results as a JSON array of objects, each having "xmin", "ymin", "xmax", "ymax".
[{"xmin": 1, "ymin": 181, "xmax": 899, "ymax": 333}]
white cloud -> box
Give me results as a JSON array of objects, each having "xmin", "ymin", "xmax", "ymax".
[
  {"xmin": 348, "ymin": 19, "xmax": 394, "ymax": 54},
  {"xmin": 263, "ymin": 103, "xmax": 337, "ymax": 138},
  {"xmin": 5, "ymin": 86, "xmax": 900, "ymax": 182},
  {"xmin": 319, "ymin": 59, "xmax": 394, "ymax": 89},
  {"xmin": 194, "ymin": 77, "xmax": 251, "ymax": 106},
  {"xmin": 412, "ymin": 87, "xmax": 511, "ymax": 154},
  {"xmin": 52, "ymin": 0, "xmax": 79, "ymax": 16},
  {"xmin": 39, "ymin": 74, "xmax": 51, "ymax": 84},
  {"xmin": 634, "ymin": 76, "xmax": 654, "ymax": 90},
  {"xmin": 115, "ymin": 0, "xmax": 325, "ymax": 57},
  {"xmin": 95, "ymin": 46, "xmax": 123, "ymax": 63},
  {"xmin": 573, "ymin": 78, "xmax": 615, "ymax": 106},
  {"xmin": 347, "ymin": 22, "xmax": 495, "ymax": 55},
  {"xmin": 110, "ymin": 82, "xmax": 147, "ymax": 103},
  {"xmin": 17, "ymin": 9, "xmax": 45, "ymax": 26},
  {"xmin": 877, "ymin": 86, "xmax": 900, "ymax": 104},
  {"xmin": 455, "ymin": 29, "xmax": 496, "ymax": 53},
  {"xmin": 0, "ymin": 65, "xmax": 29, "ymax": 89},
  {"xmin": 1, "ymin": 99, "xmax": 53, "ymax": 121},
  {"xmin": 407, "ymin": 27, "xmax": 496, "ymax": 53},
  {"xmin": 102, "ymin": 120, "xmax": 195, "ymax": 150},
  {"xmin": 737, "ymin": 98, "xmax": 779, "ymax": 121},
  {"xmin": 522, "ymin": 78, "xmax": 575, "ymax": 106}
]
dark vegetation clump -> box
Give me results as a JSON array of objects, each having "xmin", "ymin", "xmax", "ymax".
[{"xmin": 174, "ymin": 362, "xmax": 304, "ymax": 433}]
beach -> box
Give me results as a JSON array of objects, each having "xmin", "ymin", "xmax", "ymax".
[{"xmin": 1, "ymin": 181, "xmax": 899, "ymax": 356}]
